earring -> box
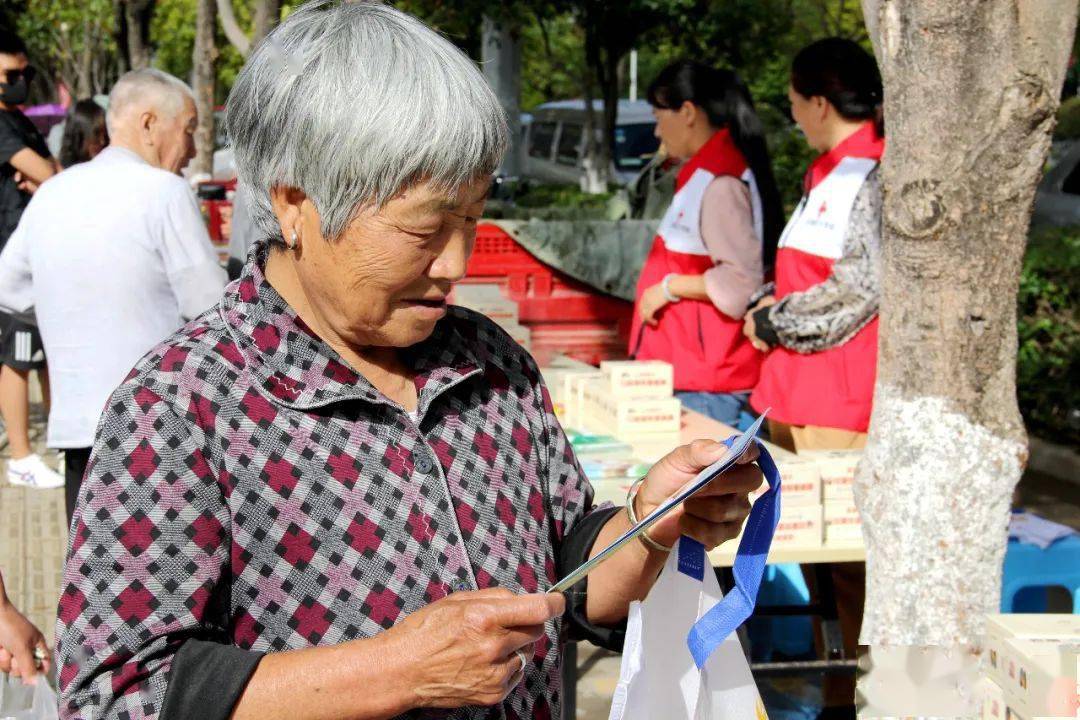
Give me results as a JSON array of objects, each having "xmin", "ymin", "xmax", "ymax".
[{"xmin": 286, "ymin": 230, "xmax": 298, "ymax": 250}]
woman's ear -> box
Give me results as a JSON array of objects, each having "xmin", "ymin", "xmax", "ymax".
[
  {"xmin": 815, "ymin": 95, "xmax": 831, "ymax": 124},
  {"xmin": 679, "ymin": 100, "xmax": 698, "ymax": 126},
  {"xmin": 269, "ymin": 186, "xmax": 309, "ymax": 244}
]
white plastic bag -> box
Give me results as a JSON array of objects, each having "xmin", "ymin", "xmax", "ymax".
[
  {"xmin": 0, "ymin": 674, "xmax": 59, "ymax": 720},
  {"xmin": 608, "ymin": 537, "xmax": 768, "ymax": 720}
]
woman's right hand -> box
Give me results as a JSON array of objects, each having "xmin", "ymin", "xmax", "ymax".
[
  {"xmin": 0, "ymin": 597, "xmax": 50, "ymax": 684},
  {"xmin": 389, "ymin": 588, "xmax": 564, "ymax": 710}
]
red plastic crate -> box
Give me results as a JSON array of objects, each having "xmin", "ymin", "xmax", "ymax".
[{"xmin": 464, "ymin": 223, "xmax": 633, "ymax": 364}]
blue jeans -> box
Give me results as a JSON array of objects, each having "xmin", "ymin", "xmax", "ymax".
[{"xmin": 675, "ymin": 391, "xmax": 755, "ymax": 431}]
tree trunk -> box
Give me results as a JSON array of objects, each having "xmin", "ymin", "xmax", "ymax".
[
  {"xmin": 857, "ymin": 0, "xmax": 1078, "ymax": 648},
  {"xmin": 124, "ymin": 0, "xmax": 154, "ymax": 70},
  {"xmin": 481, "ymin": 14, "xmax": 522, "ymax": 178},
  {"xmin": 251, "ymin": 0, "xmax": 282, "ymax": 49},
  {"xmin": 192, "ymin": 0, "xmax": 218, "ymax": 178},
  {"xmin": 579, "ymin": 1, "xmax": 611, "ymax": 193},
  {"xmin": 112, "ymin": 0, "xmax": 130, "ymax": 75}
]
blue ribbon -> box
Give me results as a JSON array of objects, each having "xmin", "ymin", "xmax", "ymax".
[{"xmin": 685, "ymin": 438, "xmax": 782, "ymax": 668}]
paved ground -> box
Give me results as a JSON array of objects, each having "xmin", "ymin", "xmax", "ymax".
[{"xmin": 2, "ymin": 401, "xmax": 1077, "ymax": 718}]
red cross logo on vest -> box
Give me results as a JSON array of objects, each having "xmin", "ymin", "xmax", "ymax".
[{"xmin": 817, "ymin": 200, "xmax": 828, "ymax": 216}]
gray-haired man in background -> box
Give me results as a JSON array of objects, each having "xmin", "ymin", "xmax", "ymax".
[{"xmin": 0, "ymin": 68, "xmax": 227, "ymax": 523}]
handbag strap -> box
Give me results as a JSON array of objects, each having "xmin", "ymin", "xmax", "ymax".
[{"xmin": 685, "ymin": 438, "xmax": 782, "ymax": 668}]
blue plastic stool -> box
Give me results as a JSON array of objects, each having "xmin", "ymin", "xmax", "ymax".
[{"xmin": 1001, "ymin": 535, "xmax": 1080, "ymax": 613}]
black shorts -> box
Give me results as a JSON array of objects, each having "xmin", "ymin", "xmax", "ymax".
[{"xmin": 0, "ymin": 311, "xmax": 46, "ymax": 370}]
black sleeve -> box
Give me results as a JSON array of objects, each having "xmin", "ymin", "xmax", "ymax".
[
  {"xmin": 0, "ymin": 114, "xmax": 28, "ymax": 166},
  {"xmin": 160, "ymin": 639, "xmax": 264, "ymax": 720},
  {"xmin": 558, "ymin": 505, "xmax": 627, "ymax": 651}
]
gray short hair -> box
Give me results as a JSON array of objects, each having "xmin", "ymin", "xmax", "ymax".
[
  {"xmin": 106, "ymin": 68, "xmax": 194, "ymax": 136},
  {"xmin": 226, "ymin": 1, "xmax": 508, "ymax": 243}
]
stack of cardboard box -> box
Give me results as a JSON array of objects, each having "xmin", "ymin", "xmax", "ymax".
[
  {"xmin": 451, "ymin": 284, "xmax": 532, "ymax": 350},
  {"xmin": 541, "ymin": 356, "xmax": 603, "ymax": 428},
  {"xmin": 799, "ymin": 449, "xmax": 863, "ymax": 547},
  {"xmin": 579, "ymin": 361, "xmax": 681, "ymax": 453},
  {"xmin": 763, "ymin": 455, "xmax": 824, "ymax": 548},
  {"xmin": 983, "ymin": 614, "xmax": 1080, "ymax": 719}
]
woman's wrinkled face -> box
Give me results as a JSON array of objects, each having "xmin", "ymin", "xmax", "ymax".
[{"xmin": 292, "ymin": 176, "xmax": 489, "ymax": 350}]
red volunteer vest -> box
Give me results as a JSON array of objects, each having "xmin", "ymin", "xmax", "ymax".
[
  {"xmin": 750, "ymin": 122, "xmax": 884, "ymax": 432},
  {"xmin": 629, "ymin": 130, "xmax": 764, "ymax": 393}
]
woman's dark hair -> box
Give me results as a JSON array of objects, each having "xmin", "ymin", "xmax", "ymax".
[
  {"xmin": 791, "ymin": 37, "xmax": 883, "ymax": 134},
  {"xmin": 59, "ymin": 99, "xmax": 108, "ymax": 168},
  {"xmin": 647, "ymin": 60, "xmax": 784, "ymax": 270}
]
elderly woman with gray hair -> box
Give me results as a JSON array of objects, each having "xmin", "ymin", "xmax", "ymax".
[{"xmin": 55, "ymin": 4, "xmax": 761, "ymax": 719}]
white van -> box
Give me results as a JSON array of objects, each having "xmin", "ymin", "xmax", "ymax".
[{"xmin": 522, "ymin": 99, "xmax": 659, "ymax": 186}]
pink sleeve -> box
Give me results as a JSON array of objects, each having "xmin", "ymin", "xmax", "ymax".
[{"xmin": 699, "ymin": 175, "xmax": 764, "ymax": 319}]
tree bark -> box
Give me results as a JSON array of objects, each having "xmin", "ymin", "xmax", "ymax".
[
  {"xmin": 251, "ymin": 0, "xmax": 282, "ymax": 49},
  {"xmin": 112, "ymin": 0, "xmax": 130, "ymax": 75},
  {"xmin": 192, "ymin": 0, "xmax": 218, "ymax": 178},
  {"xmin": 481, "ymin": 14, "xmax": 523, "ymax": 178},
  {"xmin": 579, "ymin": 0, "xmax": 611, "ymax": 193},
  {"xmin": 123, "ymin": 0, "xmax": 154, "ymax": 70},
  {"xmin": 857, "ymin": 0, "xmax": 1078, "ymax": 648}
]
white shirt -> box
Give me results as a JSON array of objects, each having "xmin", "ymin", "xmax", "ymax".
[{"xmin": 0, "ymin": 146, "xmax": 228, "ymax": 448}]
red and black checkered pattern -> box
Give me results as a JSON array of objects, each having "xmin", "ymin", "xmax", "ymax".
[{"xmin": 55, "ymin": 252, "xmax": 594, "ymax": 719}]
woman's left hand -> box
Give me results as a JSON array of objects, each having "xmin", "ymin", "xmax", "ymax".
[
  {"xmin": 635, "ymin": 440, "xmax": 762, "ymax": 550},
  {"xmin": 638, "ymin": 282, "xmax": 669, "ymax": 327}
]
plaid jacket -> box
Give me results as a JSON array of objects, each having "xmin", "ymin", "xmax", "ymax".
[{"xmin": 55, "ymin": 251, "xmax": 610, "ymax": 720}]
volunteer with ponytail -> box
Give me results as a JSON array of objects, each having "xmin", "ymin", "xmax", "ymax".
[
  {"xmin": 744, "ymin": 38, "xmax": 885, "ymax": 452},
  {"xmin": 632, "ymin": 61, "xmax": 783, "ymax": 429},
  {"xmin": 743, "ymin": 38, "xmax": 884, "ymax": 716}
]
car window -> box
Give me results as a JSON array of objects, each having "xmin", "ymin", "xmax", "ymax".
[
  {"xmin": 1063, "ymin": 161, "xmax": 1080, "ymax": 195},
  {"xmin": 529, "ymin": 122, "xmax": 557, "ymax": 160},
  {"xmin": 556, "ymin": 123, "xmax": 583, "ymax": 166},
  {"xmin": 613, "ymin": 122, "xmax": 660, "ymax": 171}
]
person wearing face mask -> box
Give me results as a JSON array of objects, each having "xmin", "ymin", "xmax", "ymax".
[
  {"xmin": 0, "ymin": 29, "xmax": 65, "ymax": 491},
  {"xmin": 742, "ymin": 38, "xmax": 884, "ymax": 718},
  {"xmin": 630, "ymin": 61, "xmax": 784, "ymax": 430},
  {"xmin": 0, "ymin": 68, "xmax": 227, "ymax": 524}
]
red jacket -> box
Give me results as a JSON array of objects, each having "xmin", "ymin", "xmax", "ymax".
[{"xmin": 630, "ymin": 130, "xmax": 763, "ymax": 393}]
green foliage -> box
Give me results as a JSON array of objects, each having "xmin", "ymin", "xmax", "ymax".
[
  {"xmin": 513, "ymin": 183, "xmax": 613, "ymax": 209},
  {"xmin": 521, "ymin": 14, "xmax": 584, "ymax": 111},
  {"xmin": 1055, "ymin": 96, "xmax": 1080, "ymax": 140},
  {"xmin": 1017, "ymin": 225, "xmax": 1080, "ymax": 446},
  {"xmin": 16, "ymin": 0, "xmax": 118, "ymax": 97},
  {"xmin": 151, "ymin": 0, "xmax": 197, "ymax": 82},
  {"xmin": 151, "ymin": 0, "xmax": 264, "ymax": 104}
]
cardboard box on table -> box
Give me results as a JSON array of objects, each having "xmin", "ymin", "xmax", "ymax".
[
  {"xmin": 564, "ymin": 372, "xmax": 603, "ymax": 428},
  {"xmin": 755, "ymin": 456, "xmax": 822, "ymax": 507},
  {"xmin": 772, "ymin": 503, "xmax": 823, "ymax": 549},
  {"xmin": 981, "ymin": 675, "xmax": 1005, "ymax": 720},
  {"xmin": 540, "ymin": 358, "xmax": 598, "ymax": 422},
  {"xmin": 598, "ymin": 359, "xmax": 674, "ymax": 400},
  {"xmin": 799, "ymin": 448, "xmax": 860, "ymax": 502},
  {"xmin": 985, "ymin": 615, "xmax": 1080, "ymax": 719},
  {"xmin": 823, "ymin": 500, "xmax": 863, "ymax": 546},
  {"xmin": 997, "ymin": 639, "xmax": 1078, "ymax": 719},
  {"xmin": 580, "ymin": 378, "xmax": 681, "ymax": 438}
]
